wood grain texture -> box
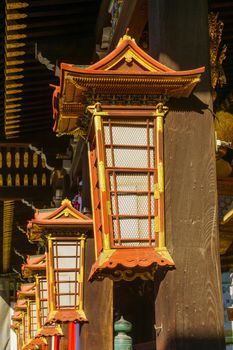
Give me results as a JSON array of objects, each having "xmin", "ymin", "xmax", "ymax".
[
  {"xmin": 148, "ymin": 1, "xmax": 225, "ymax": 349},
  {"xmin": 60, "ymin": 323, "xmax": 68, "ymax": 350},
  {"xmin": 80, "ymin": 238, "xmax": 113, "ymax": 349},
  {"xmin": 109, "ymin": 0, "xmax": 147, "ymax": 51}
]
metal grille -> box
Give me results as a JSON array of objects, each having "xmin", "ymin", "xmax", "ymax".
[
  {"xmin": 52, "ymin": 240, "xmax": 80, "ymax": 309},
  {"xmin": 103, "ymin": 118, "xmax": 157, "ymax": 248},
  {"xmin": 39, "ymin": 277, "xmax": 48, "ymax": 326},
  {"xmin": 29, "ymin": 301, "xmax": 37, "ymax": 338},
  {"xmin": 24, "ymin": 312, "xmax": 28, "ymax": 344},
  {"xmin": 19, "ymin": 322, "xmax": 23, "ymax": 341}
]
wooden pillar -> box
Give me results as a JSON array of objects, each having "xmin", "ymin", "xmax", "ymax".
[
  {"xmin": 0, "ymin": 277, "xmax": 11, "ymax": 350},
  {"xmin": 80, "ymin": 238, "xmax": 113, "ymax": 349},
  {"xmin": 81, "ymin": 144, "xmax": 91, "ymax": 213},
  {"xmin": 148, "ymin": 1, "xmax": 225, "ymax": 349}
]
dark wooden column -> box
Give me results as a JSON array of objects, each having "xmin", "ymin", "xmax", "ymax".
[
  {"xmin": 80, "ymin": 238, "xmax": 113, "ymax": 349},
  {"xmin": 148, "ymin": 1, "xmax": 225, "ymax": 349},
  {"xmin": 82, "ymin": 143, "xmax": 92, "ymax": 213}
]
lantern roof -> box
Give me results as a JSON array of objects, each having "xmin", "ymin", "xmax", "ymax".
[
  {"xmin": 25, "ymin": 337, "xmax": 47, "ymax": 349},
  {"xmin": 28, "ymin": 199, "xmax": 92, "ymax": 228},
  {"xmin": 52, "ymin": 34, "xmax": 205, "ymax": 135},
  {"xmin": 14, "ymin": 299, "xmax": 27, "ymax": 311},
  {"xmin": 60, "ymin": 34, "xmax": 204, "ymax": 97},
  {"xmin": 21, "ymin": 254, "xmax": 46, "ymax": 278},
  {"xmin": 12, "ymin": 311, "xmax": 23, "ymax": 321},
  {"xmin": 17, "ymin": 283, "xmax": 36, "ymax": 299},
  {"xmin": 11, "ymin": 321, "xmax": 20, "ymax": 331}
]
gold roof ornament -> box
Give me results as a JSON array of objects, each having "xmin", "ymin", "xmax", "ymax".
[{"xmin": 208, "ymin": 12, "xmax": 227, "ymax": 101}]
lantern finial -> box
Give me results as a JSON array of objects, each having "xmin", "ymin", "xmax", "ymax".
[
  {"xmin": 94, "ymin": 102, "xmax": 102, "ymax": 113},
  {"xmin": 61, "ymin": 198, "xmax": 71, "ymax": 206},
  {"xmin": 154, "ymin": 103, "xmax": 169, "ymax": 118},
  {"xmin": 117, "ymin": 29, "xmax": 135, "ymax": 46}
]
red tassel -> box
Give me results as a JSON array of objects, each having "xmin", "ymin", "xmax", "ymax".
[
  {"xmin": 54, "ymin": 335, "xmax": 59, "ymax": 350},
  {"xmin": 68, "ymin": 322, "xmax": 74, "ymax": 350}
]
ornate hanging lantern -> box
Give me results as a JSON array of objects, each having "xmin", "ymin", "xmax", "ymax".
[
  {"xmin": 27, "ymin": 199, "xmax": 92, "ymax": 323},
  {"xmin": 11, "ymin": 311, "xmax": 23, "ymax": 350},
  {"xmin": 14, "ymin": 299, "xmax": 28, "ymax": 348},
  {"xmin": 17, "ymin": 283, "xmax": 40, "ymax": 350},
  {"xmin": 54, "ymin": 34, "xmax": 204, "ymax": 281},
  {"xmin": 22, "ymin": 254, "xmax": 63, "ymax": 340}
]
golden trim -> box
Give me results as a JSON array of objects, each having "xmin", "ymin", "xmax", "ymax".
[
  {"xmin": 153, "ymin": 102, "xmax": 169, "ymax": 118},
  {"xmin": 98, "ymin": 161, "xmax": 106, "ymax": 192},
  {"xmin": 158, "ymin": 162, "xmax": 164, "ymax": 193},
  {"xmin": 154, "ymin": 216, "xmax": 160, "ymax": 233},
  {"xmin": 3, "ymin": 200, "xmax": 14, "ymax": 273},
  {"xmin": 103, "ymin": 47, "xmax": 158, "ymax": 72},
  {"xmin": 94, "ymin": 115, "xmax": 102, "ymax": 131},
  {"xmin": 154, "ymin": 183, "xmax": 160, "ymax": 199},
  {"xmin": 107, "ymin": 200, "xmax": 112, "ymax": 215},
  {"xmin": 34, "ymin": 275, "xmax": 42, "ymax": 332},
  {"xmin": 159, "ymin": 231, "xmax": 165, "ymax": 248},
  {"xmin": 88, "ymin": 143, "xmax": 98, "ymax": 260},
  {"xmin": 154, "ymin": 247, "xmax": 174, "ymax": 263},
  {"xmin": 47, "ymin": 238, "xmax": 55, "ymax": 313},
  {"xmin": 79, "ymin": 237, "xmax": 85, "ymax": 310},
  {"xmin": 98, "ymin": 249, "xmax": 117, "ymax": 266},
  {"xmin": 103, "ymin": 233, "xmax": 111, "ymax": 250}
]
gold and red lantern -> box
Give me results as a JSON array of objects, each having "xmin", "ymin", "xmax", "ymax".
[
  {"xmin": 27, "ymin": 199, "xmax": 92, "ymax": 323},
  {"xmin": 53, "ymin": 34, "xmax": 204, "ymax": 281},
  {"xmin": 22, "ymin": 254, "xmax": 63, "ymax": 340}
]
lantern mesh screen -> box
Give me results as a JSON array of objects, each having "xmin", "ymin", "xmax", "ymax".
[
  {"xmin": 24, "ymin": 312, "xmax": 28, "ymax": 344},
  {"xmin": 52, "ymin": 240, "xmax": 81, "ymax": 309},
  {"xmin": 39, "ymin": 277, "xmax": 48, "ymax": 326},
  {"xmin": 30, "ymin": 301, "xmax": 37, "ymax": 338},
  {"xmin": 20, "ymin": 322, "xmax": 23, "ymax": 339},
  {"xmin": 103, "ymin": 119, "xmax": 156, "ymax": 247}
]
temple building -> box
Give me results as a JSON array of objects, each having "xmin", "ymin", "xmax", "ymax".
[{"xmin": 1, "ymin": 1, "xmax": 233, "ymax": 350}]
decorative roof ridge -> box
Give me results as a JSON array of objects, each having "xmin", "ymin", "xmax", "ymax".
[
  {"xmin": 21, "ymin": 254, "xmax": 46, "ymax": 277},
  {"xmin": 14, "ymin": 299, "xmax": 27, "ymax": 310},
  {"xmin": 17, "ymin": 283, "xmax": 36, "ymax": 298},
  {"xmin": 31, "ymin": 199, "xmax": 92, "ymax": 224},
  {"xmin": 25, "ymin": 254, "xmax": 46, "ymax": 265},
  {"xmin": 23, "ymin": 337, "xmax": 47, "ymax": 349},
  {"xmin": 60, "ymin": 35, "xmax": 205, "ymax": 77}
]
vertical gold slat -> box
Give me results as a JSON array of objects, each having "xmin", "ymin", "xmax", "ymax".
[{"xmin": 3, "ymin": 200, "xmax": 14, "ymax": 272}]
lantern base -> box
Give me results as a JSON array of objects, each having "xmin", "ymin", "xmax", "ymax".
[
  {"xmin": 23, "ymin": 337, "xmax": 47, "ymax": 349},
  {"xmin": 36, "ymin": 324, "xmax": 63, "ymax": 337},
  {"xmin": 88, "ymin": 247, "xmax": 174, "ymax": 282},
  {"xmin": 47, "ymin": 309, "xmax": 87, "ymax": 323}
]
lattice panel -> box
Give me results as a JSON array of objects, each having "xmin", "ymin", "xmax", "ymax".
[
  {"xmin": 24, "ymin": 312, "xmax": 29, "ymax": 344},
  {"xmin": 111, "ymin": 193, "xmax": 154, "ymax": 215},
  {"xmin": 52, "ymin": 240, "xmax": 81, "ymax": 309},
  {"xmin": 103, "ymin": 118, "xmax": 157, "ymax": 248},
  {"xmin": 30, "ymin": 301, "xmax": 37, "ymax": 338},
  {"xmin": 39, "ymin": 277, "xmax": 48, "ymax": 326}
]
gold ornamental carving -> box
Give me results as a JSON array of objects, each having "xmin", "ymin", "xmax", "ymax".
[
  {"xmin": 15, "ymin": 152, "xmax": 20, "ymax": 168},
  {"xmin": 208, "ymin": 12, "xmax": 227, "ymax": 100},
  {"xmin": 24, "ymin": 152, "xmax": 29, "ymax": 168},
  {"xmin": 6, "ymin": 151, "xmax": 12, "ymax": 168}
]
